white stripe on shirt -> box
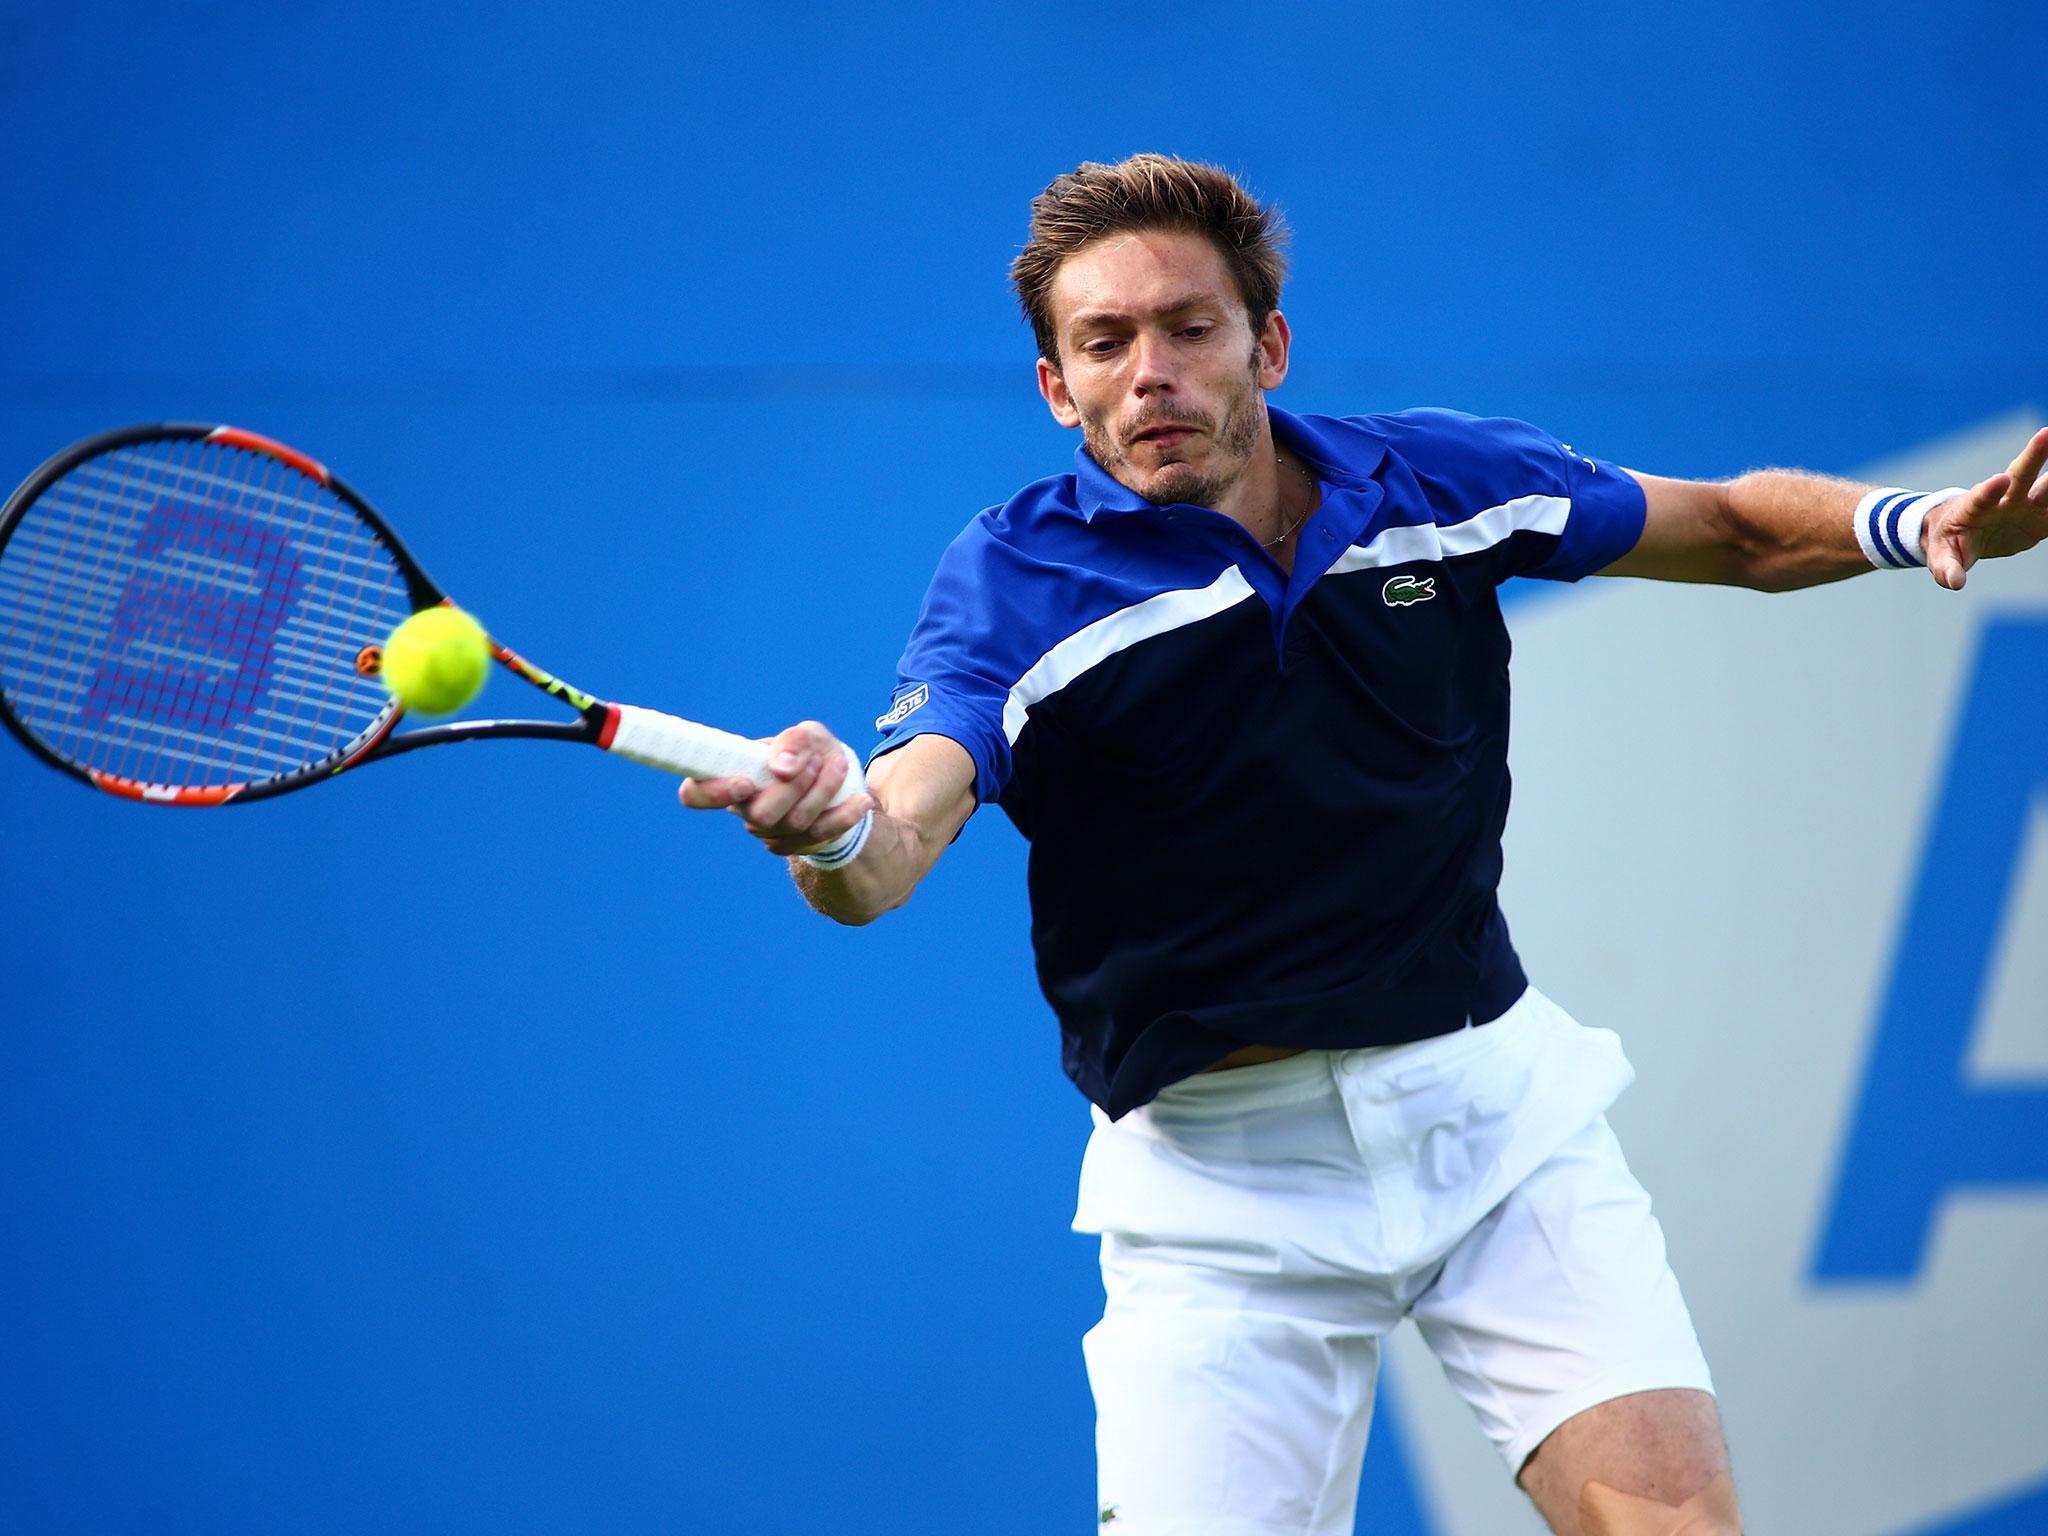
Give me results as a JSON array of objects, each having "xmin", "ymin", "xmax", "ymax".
[
  {"xmin": 1328, "ymin": 494, "xmax": 1570, "ymax": 576},
  {"xmin": 1002, "ymin": 494, "xmax": 1567, "ymax": 739},
  {"xmin": 1003, "ymin": 565, "xmax": 1258, "ymax": 744}
]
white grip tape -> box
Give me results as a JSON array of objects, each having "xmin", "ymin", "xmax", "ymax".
[{"xmin": 605, "ymin": 705, "xmax": 866, "ymax": 806}]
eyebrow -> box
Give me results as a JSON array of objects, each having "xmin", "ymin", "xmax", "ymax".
[{"xmin": 1066, "ymin": 291, "xmax": 1228, "ymax": 333}]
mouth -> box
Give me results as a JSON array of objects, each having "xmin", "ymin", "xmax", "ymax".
[{"xmin": 1130, "ymin": 423, "xmax": 1200, "ymax": 451}]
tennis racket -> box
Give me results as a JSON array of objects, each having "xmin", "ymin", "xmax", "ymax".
[{"xmin": 0, "ymin": 422, "xmax": 863, "ymax": 808}]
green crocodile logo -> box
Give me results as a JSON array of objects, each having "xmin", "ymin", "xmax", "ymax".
[
  {"xmin": 1099, "ymin": 1507, "xmax": 1119, "ymax": 1525},
  {"xmin": 1382, "ymin": 574, "xmax": 1437, "ymax": 607}
]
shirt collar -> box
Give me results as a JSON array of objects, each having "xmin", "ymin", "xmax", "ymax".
[{"xmin": 1072, "ymin": 404, "xmax": 1388, "ymax": 520}]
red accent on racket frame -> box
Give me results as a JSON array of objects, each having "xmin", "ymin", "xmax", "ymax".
[
  {"xmin": 205, "ymin": 427, "xmax": 330, "ymax": 485},
  {"xmin": 596, "ymin": 705, "xmax": 623, "ymax": 750},
  {"xmin": 88, "ymin": 769, "xmax": 247, "ymax": 806}
]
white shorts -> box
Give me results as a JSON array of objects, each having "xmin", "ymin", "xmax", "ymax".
[{"xmin": 1071, "ymin": 987, "xmax": 1712, "ymax": 1536}]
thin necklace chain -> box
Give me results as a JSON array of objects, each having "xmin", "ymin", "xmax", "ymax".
[{"xmin": 1262, "ymin": 452, "xmax": 1317, "ymax": 549}]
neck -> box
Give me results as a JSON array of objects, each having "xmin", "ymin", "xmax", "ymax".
[
  {"xmin": 1207, "ymin": 424, "xmax": 1281, "ymax": 526},
  {"xmin": 1242, "ymin": 437, "xmax": 1318, "ymax": 566}
]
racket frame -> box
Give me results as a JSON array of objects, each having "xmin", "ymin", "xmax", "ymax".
[{"xmin": 1, "ymin": 423, "xmax": 639, "ymax": 806}]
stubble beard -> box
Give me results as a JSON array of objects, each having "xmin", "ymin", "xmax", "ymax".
[{"xmin": 1080, "ymin": 358, "xmax": 1266, "ymax": 509}]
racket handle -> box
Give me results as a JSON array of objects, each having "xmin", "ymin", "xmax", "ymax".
[{"xmin": 603, "ymin": 705, "xmax": 866, "ymax": 805}]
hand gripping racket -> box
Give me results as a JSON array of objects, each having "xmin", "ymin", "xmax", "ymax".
[{"xmin": 0, "ymin": 423, "xmax": 864, "ymax": 809}]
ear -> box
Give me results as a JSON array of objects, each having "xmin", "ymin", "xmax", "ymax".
[
  {"xmin": 1037, "ymin": 356, "xmax": 1082, "ymax": 429},
  {"xmin": 1256, "ymin": 310, "xmax": 1292, "ymax": 392}
]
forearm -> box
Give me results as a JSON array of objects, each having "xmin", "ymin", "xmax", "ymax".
[
  {"xmin": 1718, "ymin": 469, "xmax": 1877, "ymax": 592},
  {"xmin": 680, "ymin": 725, "xmax": 976, "ymax": 922},
  {"xmin": 784, "ymin": 732, "xmax": 977, "ymax": 926},
  {"xmin": 790, "ymin": 804, "xmax": 947, "ymax": 925},
  {"xmin": 1618, "ymin": 469, "xmax": 1953, "ymax": 592}
]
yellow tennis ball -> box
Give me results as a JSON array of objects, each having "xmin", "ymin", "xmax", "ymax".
[{"xmin": 380, "ymin": 606, "xmax": 490, "ymax": 714}]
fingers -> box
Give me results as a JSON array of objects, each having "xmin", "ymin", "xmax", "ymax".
[
  {"xmin": 786, "ymin": 741, "xmax": 851, "ymax": 827},
  {"xmin": 1926, "ymin": 483, "xmax": 1994, "ymax": 591},
  {"xmin": 679, "ymin": 720, "xmax": 865, "ymax": 856},
  {"xmin": 1929, "ymin": 471, "xmax": 2023, "ymax": 590},
  {"xmin": 767, "ymin": 719, "xmax": 839, "ymax": 759},
  {"xmin": 737, "ymin": 746, "xmax": 830, "ymax": 831},
  {"xmin": 747, "ymin": 748, "xmax": 867, "ymax": 853},
  {"xmin": 2008, "ymin": 426, "xmax": 2048, "ymax": 499},
  {"xmin": 1923, "ymin": 428, "xmax": 2048, "ymax": 589},
  {"xmin": 1948, "ymin": 473, "xmax": 2010, "ymax": 526},
  {"xmin": 763, "ymin": 792, "xmax": 875, "ymax": 856},
  {"xmin": 678, "ymin": 774, "xmax": 759, "ymax": 810}
]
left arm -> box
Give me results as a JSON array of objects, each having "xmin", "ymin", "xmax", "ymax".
[{"xmin": 1600, "ymin": 426, "xmax": 2048, "ymax": 592}]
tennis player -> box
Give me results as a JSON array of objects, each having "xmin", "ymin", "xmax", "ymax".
[{"xmin": 679, "ymin": 156, "xmax": 2048, "ymax": 1535}]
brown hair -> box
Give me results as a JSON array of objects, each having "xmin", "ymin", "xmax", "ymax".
[{"xmin": 1010, "ymin": 154, "xmax": 1290, "ymax": 369}]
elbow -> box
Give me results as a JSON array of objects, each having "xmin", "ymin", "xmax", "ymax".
[
  {"xmin": 1714, "ymin": 499, "xmax": 1801, "ymax": 592},
  {"xmin": 1750, "ymin": 569, "xmax": 1811, "ymax": 595},
  {"xmin": 829, "ymin": 886, "xmax": 922, "ymax": 927},
  {"xmin": 1739, "ymin": 554, "xmax": 1809, "ymax": 594},
  {"xmin": 1703, "ymin": 495, "xmax": 1785, "ymax": 593},
  {"xmin": 792, "ymin": 863, "xmax": 908, "ymax": 927},
  {"xmin": 1741, "ymin": 540, "xmax": 1827, "ymax": 594},
  {"xmin": 1718, "ymin": 474, "xmax": 1835, "ymax": 592},
  {"xmin": 825, "ymin": 901, "xmax": 887, "ymax": 928}
]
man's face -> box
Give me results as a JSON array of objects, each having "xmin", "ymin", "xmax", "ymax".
[{"xmin": 1037, "ymin": 229, "xmax": 1289, "ymax": 508}]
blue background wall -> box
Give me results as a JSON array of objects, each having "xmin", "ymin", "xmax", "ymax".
[{"xmin": 3, "ymin": 3, "xmax": 2044, "ymax": 1531}]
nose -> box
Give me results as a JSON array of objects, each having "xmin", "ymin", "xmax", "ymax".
[{"xmin": 1130, "ymin": 331, "xmax": 1175, "ymax": 397}]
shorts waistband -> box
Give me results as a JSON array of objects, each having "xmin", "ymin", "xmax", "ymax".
[{"xmin": 1136, "ymin": 987, "xmax": 1536, "ymax": 1123}]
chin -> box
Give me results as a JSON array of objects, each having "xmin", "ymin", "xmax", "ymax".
[
  {"xmin": 1129, "ymin": 469, "xmax": 1193, "ymax": 506},
  {"xmin": 1138, "ymin": 460, "xmax": 1224, "ymax": 508}
]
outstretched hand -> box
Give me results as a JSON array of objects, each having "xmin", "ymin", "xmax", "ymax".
[
  {"xmin": 677, "ymin": 719, "xmax": 874, "ymax": 857},
  {"xmin": 1923, "ymin": 425, "xmax": 2048, "ymax": 590}
]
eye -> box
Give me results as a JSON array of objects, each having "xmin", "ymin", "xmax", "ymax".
[
  {"xmin": 1180, "ymin": 323, "xmax": 1214, "ymax": 340},
  {"xmin": 1082, "ymin": 336, "xmax": 1123, "ymax": 357}
]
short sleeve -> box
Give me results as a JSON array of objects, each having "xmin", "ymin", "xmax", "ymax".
[
  {"xmin": 868, "ymin": 527, "xmax": 1018, "ymax": 805},
  {"xmin": 1514, "ymin": 432, "xmax": 1646, "ymax": 581},
  {"xmin": 1373, "ymin": 409, "xmax": 1646, "ymax": 583}
]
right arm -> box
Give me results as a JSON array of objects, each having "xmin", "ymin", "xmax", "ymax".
[{"xmin": 678, "ymin": 723, "xmax": 977, "ymax": 926}]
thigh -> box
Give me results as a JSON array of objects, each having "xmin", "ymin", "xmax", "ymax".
[
  {"xmin": 1084, "ymin": 1290, "xmax": 1380, "ymax": 1536},
  {"xmin": 1408, "ymin": 1116, "xmax": 1715, "ymax": 1477}
]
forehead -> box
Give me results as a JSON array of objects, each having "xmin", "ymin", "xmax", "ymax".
[{"xmin": 1048, "ymin": 228, "xmax": 1243, "ymax": 330}]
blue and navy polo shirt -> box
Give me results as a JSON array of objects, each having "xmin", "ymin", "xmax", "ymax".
[{"xmin": 871, "ymin": 405, "xmax": 1646, "ymax": 1118}]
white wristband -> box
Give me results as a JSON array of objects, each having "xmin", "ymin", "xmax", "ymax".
[
  {"xmin": 798, "ymin": 808, "xmax": 874, "ymax": 870},
  {"xmin": 1854, "ymin": 486, "xmax": 1965, "ymax": 570}
]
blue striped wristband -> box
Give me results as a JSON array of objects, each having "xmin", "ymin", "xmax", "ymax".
[
  {"xmin": 1853, "ymin": 486, "xmax": 1965, "ymax": 570},
  {"xmin": 798, "ymin": 808, "xmax": 875, "ymax": 870}
]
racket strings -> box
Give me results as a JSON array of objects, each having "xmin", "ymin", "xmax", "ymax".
[{"xmin": 0, "ymin": 438, "xmax": 414, "ymax": 790}]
